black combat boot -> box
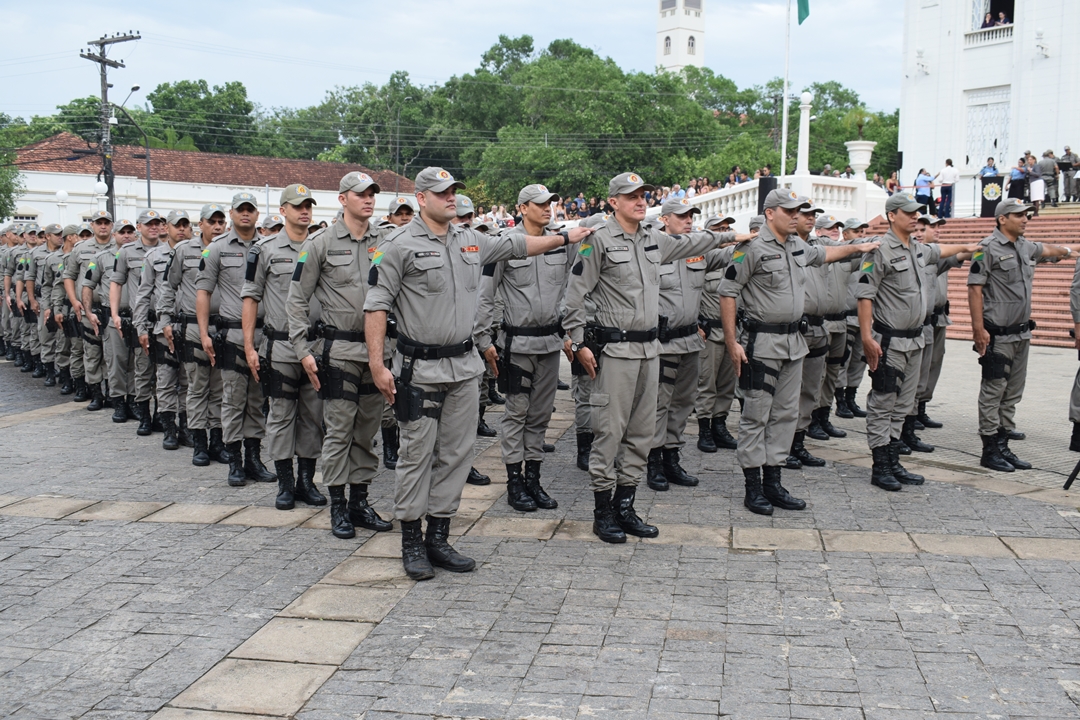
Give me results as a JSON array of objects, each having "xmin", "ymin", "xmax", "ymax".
[
  {"xmin": 870, "ymin": 445, "xmax": 901, "ymax": 491},
  {"xmin": 576, "ymin": 432, "xmax": 594, "ymax": 471},
  {"xmin": 243, "ymin": 439, "xmax": 277, "ymax": 482},
  {"xmin": 835, "ymin": 387, "xmax": 854, "ymax": 419},
  {"xmin": 816, "ymin": 407, "xmax": 846, "ymax": 438},
  {"xmin": 209, "ymin": 428, "xmax": 231, "ymax": 464},
  {"xmin": 895, "ymin": 438, "xmax": 911, "ymax": 455},
  {"xmin": 889, "ymin": 440, "xmax": 925, "ymax": 484},
  {"xmin": 348, "ymin": 484, "xmax": 393, "ymax": 531},
  {"xmin": 790, "ymin": 430, "xmax": 826, "ymax": 467},
  {"xmin": 1071, "ymin": 423, "xmax": 1080, "ymax": 452},
  {"xmin": 1007, "ymin": 429, "xmax": 1025, "ymax": 440},
  {"xmin": 178, "ymin": 413, "xmax": 194, "ymax": 447},
  {"xmin": 662, "ymin": 448, "xmax": 698, "ymax": 487},
  {"xmin": 191, "ymin": 429, "xmax": 210, "ymax": 466},
  {"xmin": 86, "ymin": 383, "xmax": 105, "ymax": 411},
  {"xmin": 712, "ymin": 415, "xmax": 738, "ymax": 449},
  {"xmin": 592, "ymin": 490, "xmax": 626, "ymax": 543},
  {"xmin": 901, "ymin": 416, "xmax": 934, "ymax": 453},
  {"xmin": 743, "ymin": 467, "xmax": 773, "ymax": 515},
  {"xmin": 646, "ymin": 448, "xmax": 667, "ymax": 491},
  {"xmin": 506, "ymin": 462, "xmax": 538, "ymax": 511},
  {"xmin": 785, "ymin": 453, "xmax": 803, "ymax": 470},
  {"xmin": 294, "ymin": 458, "xmax": 327, "ymax": 506},
  {"xmin": 274, "ymin": 460, "xmax": 295, "ymax": 510},
  {"xmin": 43, "ymin": 362, "xmax": 56, "ymax": 387},
  {"xmin": 59, "ymin": 367, "xmax": 74, "ymax": 395},
  {"xmin": 477, "ymin": 406, "xmax": 497, "ymax": 437},
  {"xmin": 151, "ymin": 409, "xmax": 163, "ymax": 433},
  {"xmin": 11, "ymin": 347, "xmax": 23, "ymax": 366},
  {"xmin": 697, "ymin": 418, "xmax": 717, "ymax": 453},
  {"xmin": 20, "ymin": 352, "xmax": 34, "ymax": 372},
  {"xmin": 542, "ymin": 442, "xmax": 555, "ymax": 453},
  {"xmin": 0, "ymin": 337, "xmax": 5, "ymax": 355},
  {"xmin": 111, "ymin": 397, "xmax": 128, "ymax": 423},
  {"xmin": 997, "ymin": 428, "xmax": 1032, "ymax": 470},
  {"xmin": 401, "ymin": 519, "xmax": 434, "ymax": 580},
  {"xmin": 226, "ymin": 441, "xmax": 246, "ymax": 486},
  {"xmin": 160, "ymin": 412, "xmax": 179, "ymax": 451},
  {"xmin": 73, "ymin": 376, "xmax": 88, "ymax": 402},
  {"xmin": 425, "ymin": 516, "xmax": 475, "ymax": 572},
  {"xmin": 2, "ymin": 342, "xmax": 13, "ymax": 361},
  {"xmin": 137, "ymin": 401, "xmax": 153, "ymax": 436},
  {"xmin": 846, "ymin": 387, "xmax": 867, "ymax": 417},
  {"xmin": 31, "ymin": 356, "xmax": 45, "ymax": 379},
  {"xmin": 805, "ymin": 411, "xmax": 830, "ymax": 441},
  {"xmin": 125, "ymin": 395, "xmax": 142, "ymax": 421},
  {"xmin": 487, "ymin": 378, "xmax": 505, "ymax": 405},
  {"xmin": 381, "ymin": 426, "xmax": 399, "ymax": 469},
  {"xmin": 762, "ymin": 465, "xmax": 806, "ymax": 510},
  {"xmin": 328, "ymin": 485, "xmax": 354, "ymax": 539},
  {"xmin": 613, "ymin": 484, "xmax": 658, "ymax": 537},
  {"xmin": 524, "ymin": 460, "xmax": 557, "ymax": 509},
  {"xmin": 467, "ymin": 467, "xmax": 490, "ymax": 485},
  {"xmin": 917, "ymin": 401, "xmax": 942, "ymax": 429}
]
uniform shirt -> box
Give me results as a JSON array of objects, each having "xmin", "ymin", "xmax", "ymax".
[
  {"xmin": 132, "ymin": 244, "xmax": 173, "ymax": 335},
  {"xmin": 930, "ymin": 254, "xmax": 962, "ymax": 328},
  {"xmin": 83, "ymin": 244, "xmax": 120, "ymax": 308},
  {"xmin": 852, "ymin": 229, "xmax": 930, "ymax": 352},
  {"xmin": 563, "ymin": 216, "xmax": 726, "ymax": 360},
  {"xmin": 161, "ymin": 238, "xmax": 220, "ymax": 322},
  {"xmin": 363, "ymin": 215, "xmax": 528, "ymax": 384},
  {"xmin": 1071, "ymin": 259, "xmax": 1080, "ymax": 323},
  {"xmin": 41, "ymin": 250, "xmax": 64, "ymax": 315},
  {"xmin": 474, "ymin": 225, "xmax": 574, "ymax": 357},
  {"xmin": 242, "ymin": 230, "xmax": 319, "ymax": 365},
  {"xmin": 800, "ymin": 235, "xmax": 830, "ymax": 342},
  {"xmin": 65, "ymin": 238, "xmax": 116, "ymax": 297},
  {"xmin": 196, "ymin": 229, "xmax": 260, "ymax": 345},
  {"xmin": 113, "ymin": 240, "xmax": 158, "ymax": 313},
  {"xmin": 27, "ymin": 244, "xmax": 53, "ymax": 301},
  {"xmin": 286, "ymin": 220, "xmax": 384, "ymax": 364},
  {"xmin": 658, "ymin": 243, "xmax": 731, "ymax": 355},
  {"xmin": 816, "ymin": 236, "xmax": 852, "ymax": 334},
  {"xmin": 1063, "ymin": 153, "xmax": 1080, "ymax": 171},
  {"xmin": 52, "ymin": 251, "xmax": 72, "ymax": 315},
  {"xmin": 699, "ymin": 246, "xmax": 736, "ymax": 343},
  {"xmin": 967, "ymin": 228, "xmax": 1046, "ymax": 341},
  {"xmin": 1035, "ymin": 158, "xmax": 1058, "ymax": 181},
  {"xmin": 717, "ymin": 225, "xmax": 827, "ymax": 361}
]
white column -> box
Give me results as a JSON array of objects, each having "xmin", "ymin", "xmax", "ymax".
[{"xmin": 794, "ymin": 92, "xmax": 813, "ymax": 177}]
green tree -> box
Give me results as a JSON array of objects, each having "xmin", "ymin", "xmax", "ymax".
[{"xmin": 146, "ymin": 80, "xmax": 257, "ymax": 154}]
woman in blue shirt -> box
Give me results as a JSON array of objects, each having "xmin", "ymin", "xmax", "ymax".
[
  {"xmin": 978, "ymin": 158, "xmax": 1001, "ymax": 177},
  {"xmin": 1005, "ymin": 158, "xmax": 1028, "ymax": 199},
  {"xmin": 914, "ymin": 169, "xmax": 934, "ymax": 208}
]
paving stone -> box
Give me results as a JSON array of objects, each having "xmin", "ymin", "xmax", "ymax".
[
  {"xmin": 152, "ymin": 709, "xmax": 281, "ymax": 720},
  {"xmin": 551, "ymin": 519, "xmax": 639, "ymax": 543},
  {"xmin": 320, "ymin": 557, "xmax": 413, "ymax": 586},
  {"xmin": 640, "ymin": 523, "xmax": 729, "ymax": 547},
  {"xmin": 821, "ymin": 531, "xmax": 917, "ymax": 554},
  {"xmin": 281, "ymin": 585, "xmax": 409, "ymax": 622},
  {"xmin": 217, "ymin": 505, "xmax": 319, "ymax": 528},
  {"xmin": 1000, "ymin": 536, "xmax": 1080, "ymax": 560},
  {"xmin": 170, "ymin": 658, "xmax": 335, "ymax": 716},
  {"xmin": 68, "ymin": 501, "xmax": 170, "ymax": 522},
  {"xmin": 353, "ymin": 533, "xmax": 403, "ymax": 558},
  {"xmin": 0, "ymin": 495, "xmax": 97, "ymax": 519},
  {"xmin": 910, "ymin": 533, "xmax": 1015, "ymax": 558},
  {"xmin": 139, "ymin": 503, "xmax": 245, "ymax": 525},
  {"xmin": 467, "ymin": 516, "xmax": 560, "ymax": 540},
  {"xmin": 230, "ymin": 618, "xmax": 373, "ymax": 665},
  {"xmin": 733, "ymin": 527, "xmax": 822, "ymax": 551},
  {"xmin": 0, "ymin": 494, "xmax": 25, "ymax": 508}
]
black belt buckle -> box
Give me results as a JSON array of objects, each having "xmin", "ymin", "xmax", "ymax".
[{"xmin": 798, "ymin": 318, "xmax": 809, "ymax": 335}]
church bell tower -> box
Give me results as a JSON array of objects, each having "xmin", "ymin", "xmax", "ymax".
[{"xmin": 657, "ymin": 0, "xmax": 705, "ymax": 73}]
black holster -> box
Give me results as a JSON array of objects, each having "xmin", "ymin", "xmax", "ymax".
[
  {"xmin": 738, "ymin": 357, "xmax": 778, "ymax": 395},
  {"xmin": 153, "ymin": 339, "xmax": 180, "ymax": 369},
  {"xmin": 869, "ymin": 336, "xmax": 904, "ymax": 394},
  {"xmin": 121, "ymin": 318, "xmax": 140, "ymax": 350},
  {"xmin": 392, "ymin": 357, "xmax": 446, "ymax": 422},
  {"xmin": 978, "ymin": 337, "xmax": 1011, "ymax": 380}
]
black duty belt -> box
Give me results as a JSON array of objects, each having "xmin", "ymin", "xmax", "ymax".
[
  {"xmin": 592, "ymin": 326, "xmax": 659, "ymax": 343},
  {"xmin": 179, "ymin": 313, "xmax": 199, "ymax": 324},
  {"xmin": 923, "ymin": 316, "xmax": 934, "ymax": 327},
  {"xmin": 805, "ymin": 315, "xmax": 825, "ymax": 327},
  {"xmin": 824, "ymin": 311, "xmax": 850, "ymax": 322},
  {"xmin": 212, "ymin": 316, "xmax": 263, "ymax": 330},
  {"xmin": 661, "ymin": 323, "xmax": 699, "ymax": 341},
  {"xmin": 986, "ymin": 320, "xmax": 1035, "ymax": 337},
  {"xmin": 934, "ymin": 302, "xmax": 950, "ymax": 317},
  {"xmin": 502, "ymin": 322, "xmax": 563, "ymax": 338},
  {"xmin": 744, "ymin": 320, "xmax": 800, "ymax": 334},
  {"xmin": 698, "ymin": 316, "xmax": 722, "ymax": 331},
  {"xmin": 264, "ymin": 328, "xmax": 291, "ymax": 341},
  {"xmin": 118, "ymin": 308, "xmax": 132, "ymax": 319},
  {"xmin": 397, "ymin": 334, "xmax": 474, "ymax": 360},
  {"xmin": 321, "ymin": 325, "xmax": 365, "ymax": 343},
  {"xmin": 872, "ymin": 321, "xmax": 923, "ymax": 339}
]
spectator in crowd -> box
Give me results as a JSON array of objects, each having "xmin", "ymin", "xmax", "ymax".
[
  {"xmin": 840, "ymin": 166, "xmax": 855, "ymax": 179},
  {"xmin": 885, "ymin": 171, "xmax": 899, "ymax": 195},
  {"xmin": 981, "ymin": 12, "xmax": 994, "ymax": 28},
  {"xmin": 739, "ymin": 171, "xmax": 750, "ymax": 183},
  {"xmin": 934, "ymin": 158, "xmax": 960, "ymax": 218},
  {"xmin": 831, "ymin": 170, "xmax": 841, "ymax": 178},
  {"xmin": 821, "ymin": 163, "xmax": 833, "ymax": 177},
  {"xmin": 995, "ymin": 11, "xmax": 1011, "ymax": 25},
  {"xmin": 759, "ymin": 165, "xmax": 773, "ymax": 179},
  {"xmin": 979, "ymin": 158, "xmax": 1001, "ymax": 177},
  {"xmin": 670, "ymin": 184, "xmax": 686, "ymax": 200},
  {"xmin": 914, "ymin": 168, "xmax": 934, "ymax": 212}
]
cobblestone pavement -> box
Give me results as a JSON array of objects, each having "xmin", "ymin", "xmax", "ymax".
[{"xmin": 2, "ymin": 343, "xmax": 1080, "ymax": 720}]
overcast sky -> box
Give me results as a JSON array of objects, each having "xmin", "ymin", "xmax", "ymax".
[{"xmin": 2, "ymin": 0, "xmax": 903, "ymax": 121}]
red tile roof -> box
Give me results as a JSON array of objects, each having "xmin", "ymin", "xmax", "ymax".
[{"xmin": 16, "ymin": 132, "xmax": 414, "ymax": 194}]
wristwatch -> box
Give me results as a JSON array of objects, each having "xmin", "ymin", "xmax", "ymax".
[
  {"xmin": 571, "ymin": 342, "xmax": 582, "ymax": 353},
  {"xmin": 560, "ymin": 230, "xmax": 570, "ymax": 246}
]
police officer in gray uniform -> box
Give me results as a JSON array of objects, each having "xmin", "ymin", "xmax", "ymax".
[
  {"xmin": 53, "ymin": 225, "xmax": 89, "ymax": 397},
  {"xmin": 647, "ymin": 199, "xmax": 736, "ymax": 491},
  {"xmin": 475, "ymin": 183, "xmax": 571, "ymax": 512},
  {"xmin": 836, "ymin": 218, "xmax": 871, "ymax": 419},
  {"xmin": 812, "ymin": 214, "xmax": 853, "ymax": 440},
  {"xmin": 565, "ymin": 172, "xmax": 743, "ymax": 542},
  {"xmin": 65, "ymin": 211, "xmax": 117, "ymax": 411},
  {"xmin": 570, "ymin": 213, "xmax": 609, "ymax": 471},
  {"xmin": 721, "ymin": 190, "xmax": 876, "ymax": 514},
  {"xmin": 244, "ymin": 183, "xmax": 327, "ymax": 513},
  {"xmin": 27, "ymin": 224, "xmax": 63, "ymax": 384},
  {"xmin": 365, "ymin": 167, "xmax": 592, "ymax": 580},
  {"xmin": 1036, "ymin": 150, "xmax": 1060, "ymax": 208},
  {"xmin": 160, "ymin": 204, "xmax": 230, "ymax": 466},
  {"xmin": 13, "ymin": 225, "xmax": 43, "ymax": 375},
  {"xmin": 1070, "ymin": 256, "xmax": 1080, "ymax": 450},
  {"xmin": 197, "ymin": 192, "xmax": 277, "ymax": 486},
  {"xmin": 0, "ymin": 225, "xmax": 12, "ymax": 359},
  {"xmin": 1063, "ymin": 146, "xmax": 1079, "ymax": 203},
  {"xmin": 969, "ymin": 197, "xmax": 1073, "ymax": 470},
  {"xmin": 45, "ymin": 225, "xmax": 79, "ymax": 391}
]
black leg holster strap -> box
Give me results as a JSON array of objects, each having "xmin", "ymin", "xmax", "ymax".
[
  {"xmin": 153, "ymin": 339, "xmax": 180, "ymax": 369},
  {"xmin": 659, "ymin": 357, "xmax": 680, "ymax": 386},
  {"xmin": 393, "ymin": 356, "xmax": 446, "ymax": 422},
  {"xmin": 978, "ymin": 336, "xmax": 1011, "ymax": 380},
  {"xmin": 868, "ymin": 336, "xmax": 904, "ymax": 394}
]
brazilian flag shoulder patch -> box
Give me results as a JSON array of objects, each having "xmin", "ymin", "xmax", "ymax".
[
  {"xmin": 732, "ymin": 250, "xmax": 746, "ymax": 264},
  {"xmin": 861, "ymin": 261, "xmax": 875, "ymax": 273},
  {"xmin": 973, "ymin": 250, "xmax": 985, "ymax": 263},
  {"xmin": 201, "ymin": 247, "xmax": 211, "ymax": 258},
  {"xmin": 371, "ymin": 250, "xmax": 384, "ymax": 265},
  {"xmin": 578, "ymin": 244, "xmax": 593, "ymax": 258}
]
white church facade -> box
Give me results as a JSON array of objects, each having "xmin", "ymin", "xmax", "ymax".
[
  {"xmin": 657, "ymin": 0, "xmax": 705, "ymax": 73},
  {"xmin": 899, "ymin": 0, "xmax": 1080, "ymax": 215}
]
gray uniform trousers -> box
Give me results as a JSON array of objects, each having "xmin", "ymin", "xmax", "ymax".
[
  {"xmin": 845, "ymin": 325, "xmax": 867, "ymax": 389},
  {"xmin": 737, "ymin": 357, "xmax": 802, "ymax": 469},
  {"xmin": 916, "ymin": 326, "xmax": 935, "ymax": 401},
  {"xmin": 588, "ymin": 355, "xmax": 659, "ymax": 492},
  {"xmin": 322, "ymin": 362, "xmax": 381, "ymax": 488},
  {"xmin": 865, "ymin": 344, "xmax": 922, "ymax": 449},
  {"xmin": 220, "ymin": 349, "xmax": 266, "ymax": 444},
  {"xmin": 695, "ymin": 339, "xmax": 737, "ymax": 420},
  {"xmin": 820, "ymin": 329, "xmax": 849, "ymax": 405},
  {"xmin": 154, "ymin": 337, "xmax": 187, "ymax": 414},
  {"xmin": 977, "ymin": 338, "xmax": 1029, "ymax": 436},
  {"xmin": 500, "ymin": 351, "xmax": 561, "ymax": 464},
  {"xmin": 64, "ymin": 333, "xmax": 82, "ymax": 375},
  {"xmin": 38, "ymin": 313, "xmax": 57, "ymax": 363},
  {"xmin": 105, "ymin": 325, "xmax": 135, "ymax": 399},
  {"xmin": 919, "ymin": 325, "xmax": 948, "ymax": 403},
  {"xmin": 54, "ymin": 329, "xmax": 71, "ymax": 369},
  {"xmin": 21, "ymin": 311, "xmax": 39, "ymax": 355},
  {"xmin": 654, "ymin": 351, "xmax": 698, "ymax": 450},
  {"xmin": 798, "ymin": 335, "xmax": 829, "ymax": 432},
  {"xmin": 1070, "ymin": 365, "xmax": 1080, "ymax": 424},
  {"xmin": 82, "ymin": 319, "xmax": 106, "ymax": 384},
  {"xmin": 182, "ymin": 325, "xmax": 223, "ymax": 430},
  {"xmin": 395, "ymin": 376, "xmax": 480, "ymax": 522},
  {"xmin": 572, "ymin": 373, "xmax": 595, "ymax": 434},
  {"xmin": 266, "ymin": 359, "xmax": 323, "ymax": 462}
]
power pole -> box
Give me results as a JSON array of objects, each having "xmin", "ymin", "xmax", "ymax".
[{"xmin": 80, "ymin": 32, "xmax": 140, "ymax": 217}]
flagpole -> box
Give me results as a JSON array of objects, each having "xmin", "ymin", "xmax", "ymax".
[{"xmin": 780, "ymin": 0, "xmax": 792, "ymax": 179}]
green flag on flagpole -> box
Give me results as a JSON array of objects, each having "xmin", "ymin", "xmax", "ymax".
[{"xmin": 798, "ymin": 0, "xmax": 810, "ymax": 24}]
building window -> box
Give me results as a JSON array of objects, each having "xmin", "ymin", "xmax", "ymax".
[
  {"xmin": 972, "ymin": 0, "xmax": 1014, "ymax": 30},
  {"xmin": 664, "ymin": 36, "xmax": 671, "ymax": 55},
  {"xmin": 13, "ymin": 215, "xmax": 37, "ymax": 222},
  {"xmin": 685, "ymin": 0, "xmax": 701, "ymax": 8},
  {"xmin": 660, "ymin": 0, "xmax": 676, "ymax": 9},
  {"xmin": 688, "ymin": 36, "xmax": 696, "ymax": 55}
]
